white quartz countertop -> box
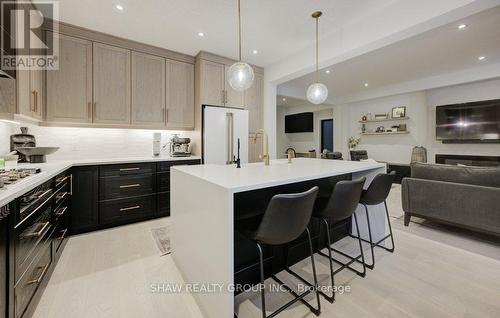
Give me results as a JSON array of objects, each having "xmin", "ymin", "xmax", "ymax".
[
  {"xmin": 0, "ymin": 156, "xmax": 201, "ymax": 207},
  {"xmin": 172, "ymin": 158, "xmax": 386, "ymax": 193}
]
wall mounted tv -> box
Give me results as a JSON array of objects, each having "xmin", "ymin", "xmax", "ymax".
[
  {"xmin": 285, "ymin": 112, "xmax": 313, "ymax": 133},
  {"xmin": 436, "ymin": 99, "xmax": 500, "ymax": 143}
]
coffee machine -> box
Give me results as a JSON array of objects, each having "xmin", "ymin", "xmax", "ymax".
[{"xmin": 169, "ymin": 135, "xmax": 191, "ymax": 157}]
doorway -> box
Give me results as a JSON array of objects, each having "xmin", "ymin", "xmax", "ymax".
[{"xmin": 321, "ymin": 118, "xmax": 334, "ymax": 152}]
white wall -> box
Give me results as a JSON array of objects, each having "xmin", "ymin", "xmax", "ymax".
[
  {"xmin": 340, "ymin": 92, "xmax": 428, "ymax": 163},
  {"xmin": 0, "ymin": 122, "xmax": 11, "ymax": 154},
  {"xmin": 2, "ymin": 122, "xmax": 196, "ymax": 160},
  {"xmin": 336, "ymin": 78, "xmax": 500, "ymax": 163},
  {"xmin": 276, "ymin": 105, "xmax": 334, "ymax": 157}
]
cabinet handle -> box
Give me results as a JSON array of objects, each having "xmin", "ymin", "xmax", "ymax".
[
  {"xmin": 58, "ymin": 229, "xmax": 68, "ymax": 241},
  {"xmin": 55, "ymin": 176, "xmax": 69, "ymax": 188},
  {"xmin": 56, "ymin": 192, "xmax": 68, "ymax": 203},
  {"xmin": 24, "ymin": 222, "xmax": 50, "ymax": 238},
  {"xmin": 221, "ymin": 90, "xmax": 225, "ymax": 105},
  {"xmin": 119, "ymin": 183, "xmax": 141, "ymax": 189},
  {"xmin": 35, "ymin": 90, "xmax": 38, "ymax": 112},
  {"xmin": 31, "ymin": 91, "xmax": 36, "ymax": 112},
  {"xmin": 120, "ymin": 205, "xmax": 141, "ymax": 212},
  {"xmin": 119, "ymin": 167, "xmax": 140, "ymax": 171},
  {"xmin": 26, "ymin": 263, "xmax": 50, "ymax": 285},
  {"xmin": 70, "ymin": 174, "xmax": 73, "ymax": 195},
  {"xmin": 55, "ymin": 206, "xmax": 67, "ymax": 217}
]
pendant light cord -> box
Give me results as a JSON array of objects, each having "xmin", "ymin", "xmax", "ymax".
[
  {"xmin": 315, "ymin": 15, "xmax": 319, "ymax": 82},
  {"xmin": 238, "ymin": 0, "xmax": 242, "ymax": 61}
]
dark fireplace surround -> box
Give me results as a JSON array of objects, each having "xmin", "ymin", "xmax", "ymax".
[{"xmin": 436, "ymin": 154, "xmax": 500, "ymax": 167}]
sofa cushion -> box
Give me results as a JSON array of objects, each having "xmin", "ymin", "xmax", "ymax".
[{"xmin": 411, "ymin": 162, "xmax": 500, "ymax": 188}]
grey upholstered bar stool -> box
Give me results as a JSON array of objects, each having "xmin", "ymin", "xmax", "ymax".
[
  {"xmin": 236, "ymin": 187, "xmax": 321, "ymax": 318},
  {"xmin": 312, "ymin": 177, "xmax": 367, "ymax": 303},
  {"xmin": 350, "ymin": 171, "xmax": 396, "ymax": 269}
]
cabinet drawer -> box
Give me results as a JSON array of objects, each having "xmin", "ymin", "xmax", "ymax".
[
  {"xmin": 100, "ymin": 163, "xmax": 155, "ymax": 177},
  {"xmin": 99, "ymin": 195, "xmax": 155, "ymax": 225},
  {"xmin": 54, "ymin": 183, "xmax": 70, "ymax": 208},
  {"xmin": 100, "ymin": 174, "xmax": 154, "ymax": 201},
  {"xmin": 52, "ymin": 213, "xmax": 69, "ymax": 254},
  {"xmin": 157, "ymin": 192, "xmax": 170, "ymax": 216},
  {"xmin": 15, "ymin": 245, "xmax": 52, "ymax": 318},
  {"xmin": 14, "ymin": 205, "xmax": 53, "ymax": 282},
  {"xmin": 157, "ymin": 159, "xmax": 200, "ymax": 172},
  {"xmin": 157, "ymin": 172, "xmax": 170, "ymax": 192}
]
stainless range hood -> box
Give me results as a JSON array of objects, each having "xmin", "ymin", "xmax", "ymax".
[{"xmin": 0, "ymin": 69, "xmax": 15, "ymax": 79}]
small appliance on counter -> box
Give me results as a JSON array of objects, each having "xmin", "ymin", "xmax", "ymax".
[
  {"xmin": 10, "ymin": 127, "xmax": 35, "ymax": 162},
  {"xmin": 168, "ymin": 134, "xmax": 192, "ymax": 157},
  {"xmin": 10, "ymin": 127, "xmax": 59, "ymax": 163}
]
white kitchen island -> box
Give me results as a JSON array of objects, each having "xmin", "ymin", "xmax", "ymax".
[{"xmin": 171, "ymin": 158, "xmax": 387, "ymax": 318}]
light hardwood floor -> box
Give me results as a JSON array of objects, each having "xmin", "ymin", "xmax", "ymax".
[{"xmin": 34, "ymin": 205, "xmax": 500, "ymax": 318}]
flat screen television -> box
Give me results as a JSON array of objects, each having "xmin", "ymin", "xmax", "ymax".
[
  {"xmin": 285, "ymin": 112, "xmax": 313, "ymax": 133},
  {"xmin": 436, "ymin": 99, "xmax": 500, "ymax": 143}
]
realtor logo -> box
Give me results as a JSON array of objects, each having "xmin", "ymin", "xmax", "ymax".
[{"xmin": 1, "ymin": 1, "xmax": 59, "ymax": 70}]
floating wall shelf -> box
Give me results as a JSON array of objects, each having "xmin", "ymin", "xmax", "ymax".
[
  {"xmin": 359, "ymin": 117, "xmax": 410, "ymax": 123},
  {"xmin": 362, "ymin": 131, "xmax": 410, "ymax": 136}
]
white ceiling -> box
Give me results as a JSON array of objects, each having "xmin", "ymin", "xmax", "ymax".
[
  {"xmin": 280, "ymin": 5, "xmax": 500, "ymax": 100},
  {"xmin": 55, "ymin": 0, "xmax": 397, "ymax": 66},
  {"xmin": 276, "ymin": 95, "xmax": 333, "ymax": 108}
]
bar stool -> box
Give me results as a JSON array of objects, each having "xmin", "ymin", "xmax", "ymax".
[
  {"xmin": 311, "ymin": 177, "xmax": 366, "ymax": 303},
  {"xmin": 236, "ymin": 187, "xmax": 321, "ymax": 318},
  {"xmin": 352, "ymin": 172, "xmax": 396, "ymax": 269}
]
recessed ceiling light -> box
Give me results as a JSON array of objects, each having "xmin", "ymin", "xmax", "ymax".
[
  {"xmin": 478, "ymin": 56, "xmax": 486, "ymax": 61},
  {"xmin": 282, "ymin": 98, "xmax": 286, "ymax": 102},
  {"xmin": 325, "ymin": 70, "xmax": 331, "ymax": 74},
  {"xmin": 252, "ymin": 50, "xmax": 258, "ymax": 54},
  {"xmin": 364, "ymin": 83, "xmax": 369, "ymax": 87},
  {"xmin": 197, "ymin": 32, "xmax": 205, "ymax": 37},
  {"xmin": 457, "ymin": 24, "xmax": 467, "ymax": 30},
  {"xmin": 115, "ymin": 4, "xmax": 124, "ymax": 11}
]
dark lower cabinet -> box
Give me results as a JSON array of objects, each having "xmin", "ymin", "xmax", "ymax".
[
  {"xmin": 70, "ymin": 166, "xmax": 99, "ymax": 234},
  {"xmin": 70, "ymin": 159, "xmax": 200, "ymax": 234},
  {"xmin": 157, "ymin": 192, "xmax": 170, "ymax": 216},
  {"xmin": 1, "ymin": 205, "xmax": 9, "ymax": 318}
]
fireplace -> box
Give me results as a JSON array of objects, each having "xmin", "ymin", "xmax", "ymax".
[{"xmin": 435, "ymin": 154, "xmax": 500, "ymax": 167}]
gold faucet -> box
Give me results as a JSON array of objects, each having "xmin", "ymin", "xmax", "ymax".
[{"xmin": 253, "ymin": 129, "xmax": 270, "ymax": 166}]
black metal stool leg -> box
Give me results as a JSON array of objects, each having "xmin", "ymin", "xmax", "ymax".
[
  {"xmin": 363, "ymin": 204, "xmax": 375, "ymax": 269},
  {"xmin": 319, "ymin": 219, "xmax": 335, "ymax": 303},
  {"xmin": 305, "ymin": 227, "xmax": 322, "ymax": 314},
  {"xmin": 384, "ymin": 200, "xmax": 395, "ymax": 252},
  {"xmin": 353, "ymin": 213, "xmax": 367, "ymax": 276},
  {"xmin": 256, "ymin": 243, "xmax": 266, "ymax": 318}
]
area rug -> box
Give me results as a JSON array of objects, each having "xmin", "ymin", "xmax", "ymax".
[{"xmin": 151, "ymin": 226, "xmax": 172, "ymax": 256}]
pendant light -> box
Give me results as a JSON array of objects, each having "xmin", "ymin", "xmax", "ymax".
[
  {"xmin": 227, "ymin": 0, "xmax": 254, "ymax": 91},
  {"xmin": 306, "ymin": 11, "xmax": 328, "ymax": 104}
]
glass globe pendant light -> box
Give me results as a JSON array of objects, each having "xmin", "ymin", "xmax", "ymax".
[
  {"xmin": 227, "ymin": 0, "xmax": 254, "ymax": 91},
  {"xmin": 307, "ymin": 11, "xmax": 328, "ymax": 104}
]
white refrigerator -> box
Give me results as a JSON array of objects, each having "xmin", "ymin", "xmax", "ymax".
[{"xmin": 203, "ymin": 105, "xmax": 249, "ymax": 165}]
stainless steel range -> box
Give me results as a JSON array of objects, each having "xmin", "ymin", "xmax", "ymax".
[{"xmin": 0, "ymin": 168, "xmax": 41, "ymax": 189}]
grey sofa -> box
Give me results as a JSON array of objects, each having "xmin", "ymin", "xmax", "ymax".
[{"xmin": 402, "ymin": 162, "xmax": 500, "ymax": 236}]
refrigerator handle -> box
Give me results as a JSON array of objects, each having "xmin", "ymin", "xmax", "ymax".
[{"xmin": 226, "ymin": 112, "xmax": 234, "ymax": 164}]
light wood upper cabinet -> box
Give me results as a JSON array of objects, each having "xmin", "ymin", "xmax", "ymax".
[
  {"xmin": 131, "ymin": 52, "xmax": 166, "ymax": 125},
  {"xmin": 0, "ymin": 78, "xmax": 16, "ymax": 118},
  {"xmin": 224, "ymin": 65, "xmax": 244, "ymax": 109},
  {"xmin": 92, "ymin": 43, "xmax": 131, "ymax": 124},
  {"xmin": 199, "ymin": 59, "xmax": 224, "ymax": 106},
  {"xmin": 16, "ymin": 60, "xmax": 44, "ymax": 121},
  {"xmin": 166, "ymin": 60, "xmax": 195, "ymax": 129},
  {"xmin": 46, "ymin": 33, "xmax": 93, "ymax": 123},
  {"xmin": 244, "ymin": 73, "xmax": 264, "ymax": 133}
]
